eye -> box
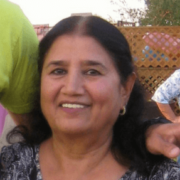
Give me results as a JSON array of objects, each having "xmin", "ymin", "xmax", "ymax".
[
  {"xmin": 86, "ymin": 69, "xmax": 101, "ymax": 76},
  {"xmin": 51, "ymin": 69, "xmax": 67, "ymax": 75}
]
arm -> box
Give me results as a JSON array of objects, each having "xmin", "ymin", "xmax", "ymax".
[
  {"xmin": 146, "ymin": 122, "xmax": 180, "ymax": 158},
  {"xmin": 152, "ymin": 69, "xmax": 180, "ymax": 122},
  {"xmin": 144, "ymin": 70, "xmax": 180, "ymax": 157},
  {"xmin": 156, "ymin": 102, "xmax": 180, "ymax": 123},
  {"xmin": 131, "ymin": 72, "xmax": 180, "ymax": 163},
  {"xmin": 133, "ymin": 117, "xmax": 180, "ymax": 161}
]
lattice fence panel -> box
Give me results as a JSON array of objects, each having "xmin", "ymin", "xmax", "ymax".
[
  {"xmin": 118, "ymin": 26, "xmax": 180, "ymax": 68},
  {"xmin": 118, "ymin": 26, "xmax": 180, "ymax": 115},
  {"xmin": 137, "ymin": 68, "xmax": 175, "ymax": 97}
]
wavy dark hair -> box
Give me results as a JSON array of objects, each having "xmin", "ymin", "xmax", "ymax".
[{"xmin": 8, "ymin": 16, "xmax": 165, "ymax": 175}]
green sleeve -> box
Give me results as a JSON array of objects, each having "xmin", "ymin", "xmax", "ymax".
[{"xmin": 0, "ymin": 1, "xmax": 39, "ymax": 114}]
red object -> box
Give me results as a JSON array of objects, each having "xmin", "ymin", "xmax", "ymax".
[
  {"xmin": 143, "ymin": 32, "xmax": 180, "ymax": 54},
  {"xmin": 0, "ymin": 104, "xmax": 7, "ymax": 135}
]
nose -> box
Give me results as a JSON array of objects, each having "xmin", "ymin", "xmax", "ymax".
[{"xmin": 61, "ymin": 70, "xmax": 84, "ymax": 96}]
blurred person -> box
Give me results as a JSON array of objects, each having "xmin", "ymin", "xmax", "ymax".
[
  {"xmin": 152, "ymin": 69, "xmax": 180, "ymax": 164},
  {"xmin": 0, "ymin": 0, "xmax": 38, "ymax": 141},
  {"xmin": 152, "ymin": 69, "xmax": 180, "ymax": 123},
  {"xmin": 0, "ymin": 0, "xmax": 38, "ymax": 150},
  {"xmin": 0, "ymin": 0, "xmax": 39, "ymax": 122}
]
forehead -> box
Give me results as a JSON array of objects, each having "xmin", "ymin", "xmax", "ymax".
[{"xmin": 44, "ymin": 34, "xmax": 115, "ymax": 67}]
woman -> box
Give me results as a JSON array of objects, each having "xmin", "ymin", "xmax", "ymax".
[{"xmin": 1, "ymin": 16, "xmax": 180, "ymax": 179}]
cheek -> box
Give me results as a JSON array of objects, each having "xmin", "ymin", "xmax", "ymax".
[
  {"xmin": 90, "ymin": 80, "xmax": 123, "ymax": 129},
  {"xmin": 90, "ymin": 80, "xmax": 123, "ymax": 108},
  {"xmin": 40, "ymin": 76, "xmax": 60, "ymax": 105},
  {"xmin": 40, "ymin": 76, "xmax": 61, "ymax": 123}
]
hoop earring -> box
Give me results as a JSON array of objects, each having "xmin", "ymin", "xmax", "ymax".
[{"xmin": 119, "ymin": 106, "xmax": 126, "ymax": 116}]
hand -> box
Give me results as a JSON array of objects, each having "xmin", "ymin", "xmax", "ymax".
[
  {"xmin": 146, "ymin": 123, "xmax": 180, "ymax": 159},
  {"xmin": 173, "ymin": 116, "xmax": 180, "ymax": 123}
]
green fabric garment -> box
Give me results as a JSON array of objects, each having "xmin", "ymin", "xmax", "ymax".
[{"xmin": 0, "ymin": 0, "xmax": 39, "ymax": 114}]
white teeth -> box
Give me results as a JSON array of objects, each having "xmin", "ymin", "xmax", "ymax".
[{"xmin": 62, "ymin": 104, "xmax": 85, "ymax": 108}]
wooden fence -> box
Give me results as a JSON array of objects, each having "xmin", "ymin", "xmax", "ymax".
[{"xmin": 118, "ymin": 26, "xmax": 180, "ymax": 115}]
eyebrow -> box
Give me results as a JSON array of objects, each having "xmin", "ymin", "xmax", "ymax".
[
  {"xmin": 82, "ymin": 60, "xmax": 107, "ymax": 70},
  {"xmin": 46, "ymin": 60, "xmax": 67, "ymax": 68},
  {"xmin": 46, "ymin": 60, "xmax": 107, "ymax": 70}
]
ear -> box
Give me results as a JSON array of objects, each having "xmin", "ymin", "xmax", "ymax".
[{"xmin": 120, "ymin": 72, "xmax": 136, "ymax": 105}]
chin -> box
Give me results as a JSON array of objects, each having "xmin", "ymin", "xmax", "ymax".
[{"xmin": 52, "ymin": 123, "xmax": 92, "ymax": 136}]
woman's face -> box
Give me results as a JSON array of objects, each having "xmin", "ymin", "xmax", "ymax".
[{"xmin": 41, "ymin": 34, "xmax": 135, "ymax": 136}]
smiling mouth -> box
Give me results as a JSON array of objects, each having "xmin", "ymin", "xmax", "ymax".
[{"xmin": 61, "ymin": 104, "xmax": 85, "ymax": 108}]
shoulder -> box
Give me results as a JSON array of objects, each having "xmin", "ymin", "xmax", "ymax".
[
  {"xmin": 159, "ymin": 69, "xmax": 180, "ymax": 85},
  {"xmin": 1, "ymin": 142, "xmax": 37, "ymax": 157},
  {"xmin": 121, "ymin": 159, "xmax": 180, "ymax": 180},
  {"xmin": 0, "ymin": 0, "xmax": 36, "ymax": 41},
  {"xmin": 166, "ymin": 69, "xmax": 180, "ymax": 82},
  {"xmin": 0, "ymin": 0, "xmax": 27, "ymax": 22},
  {"xmin": 149, "ymin": 159, "xmax": 180, "ymax": 179},
  {"xmin": 0, "ymin": 143, "xmax": 38, "ymax": 167},
  {"xmin": 171, "ymin": 69, "xmax": 180, "ymax": 76},
  {"xmin": 0, "ymin": 0, "xmax": 37, "ymax": 58},
  {"xmin": 0, "ymin": 143, "xmax": 40, "ymax": 179}
]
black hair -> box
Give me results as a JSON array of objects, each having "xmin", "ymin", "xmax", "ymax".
[
  {"xmin": 8, "ymin": 16, "xmax": 164, "ymax": 175},
  {"xmin": 38, "ymin": 16, "xmax": 134, "ymax": 82}
]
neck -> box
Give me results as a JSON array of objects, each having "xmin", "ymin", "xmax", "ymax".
[
  {"xmin": 39, "ymin": 131, "xmax": 128, "ymax": 179},
  {"xmin": 52, "ymin": 130, "xmax": 113, "ymax": 156}
]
